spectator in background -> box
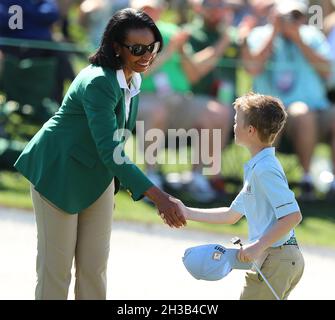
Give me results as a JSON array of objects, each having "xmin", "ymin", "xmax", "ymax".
[
  {"xmin": 0, "ymin": 0, "xmax": 75, "ymax": 105},
  {"xmin": 112, "ymin": 0, "xmax": 130, "ymax": 13},
  {"xmin": 228, "ymin": 0, "xmax": 274, "ymax": 28},
  {"xmin": 229, "ymin": 0, "xmax": 250, "ymax": 27},
  {"xmin": 322, "ymin": 0, "xmax": 335, "ymax": 19},
  {"xmin": 324, "ymin": 0, "xmax": 335, "ymax": 199},
  {"xmin": 133, "ymin": 0, "xmax": 233, "ymax": 203},
  {"xmin": 323, "ymin": 0, "xmax": 335, "ymax": 49},
  {"xmin": 179, "ymin": 0, "xmax": 241, "ymax": 194},
  {"xmin": 168, "ymin": 0, "xmax": 192, "ymax": 24},
  {"xmin": 184, "ymin": 0, "xmax": 240, "ymax": 106},
  {"xmin": 0, "ymin": 0, "xmax": 59, "ymax": 41},
  {"xmin": 242, "ymin": 0, "xmax": 335, "ymax": 200},
  {"xmin": 324, "ymin": 0, "xmax": 335, "ymax": 102},
  {"xmin": 238, "ymin": 0, "xmax": 274, "ymax": 42},
  {"xmin": 78, "ymin": 0, "xmax": 114, "ymax": 49},
  {"xmin": 325, "ymin": 1, "xmax": 335, "ymax": 51},
  {"xmin": 56, "ymin": 0, "xmax": 76, "ymax": 42}
]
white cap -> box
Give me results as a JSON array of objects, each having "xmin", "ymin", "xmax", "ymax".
[
  {"xmin": 130, "ymin": 0, "xmax": 164, "ymax": 10},
  {"xmin": 276, "ymin": 0, "xmax": 309, "ymax": 15}
]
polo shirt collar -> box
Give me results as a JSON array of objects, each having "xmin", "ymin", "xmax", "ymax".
[
  {"xmin": 245, "ymin": 147, "xmax": 275, "ymax": 169},
  {"xmin": 116, "ymin": 69, "xmax": 141, "ymax": 92}
]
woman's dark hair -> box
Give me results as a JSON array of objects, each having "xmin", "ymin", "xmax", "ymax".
[{"xmin": 89, "ymin": 8, "xmax": 163, "ymax": 69}]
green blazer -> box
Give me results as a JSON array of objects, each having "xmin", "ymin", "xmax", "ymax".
[{"xmin": 14, "ymin": 65, "xmax": 153, "ymax": 214}]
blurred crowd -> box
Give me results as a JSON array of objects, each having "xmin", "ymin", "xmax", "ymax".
[{"xmin": 1, "ymin": 0, "xmax": 335, "ymax": 203}]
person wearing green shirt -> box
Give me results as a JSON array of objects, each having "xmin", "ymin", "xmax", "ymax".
[
  {"xmin": 14, "ymin": 8, "xmax": 186, "ymax": 300},
  {"xmin": 185, "ymin": 0, "xmax": 240, "ymax": 103}
]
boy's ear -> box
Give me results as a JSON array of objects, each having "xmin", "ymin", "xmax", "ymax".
[
  {"xmin": 248, "ymin": 125, "xmax": 255, "ymax": 134},
  {"xmin": 248, "ymin": 125, "xmax": 257, "ymax": 137}
]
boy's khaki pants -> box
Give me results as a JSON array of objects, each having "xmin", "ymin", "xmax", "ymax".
[
  {"xmin": 30, "ymin": 182, "xmax": 114, "ymax": 300},
  {"xmin": 240, "ymin": 245, "xmax": 304, "ymax": 300}
]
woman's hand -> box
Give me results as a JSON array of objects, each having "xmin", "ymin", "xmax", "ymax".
[{"xmin": 144, "ymin": 186, "xmax": 187, "ymax": 228}]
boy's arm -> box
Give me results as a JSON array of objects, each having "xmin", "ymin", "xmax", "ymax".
[
  {"xmin": 170, "ymin": 198, "xmax": 243, "ymax": 225},
  {"xmin": 184, "ymin": 207, "xmax": 243, "ymax": 225},
  {"xmin": 239, "ymin": 167, "xmax": 302, "ymax": 263},
  {"xmin": 255, "ymin": 211, "xmax": 302, "ymax": 251},
  {"xmin": 238, "ymin": 211, "xmax": 302, "ymax": 263}
]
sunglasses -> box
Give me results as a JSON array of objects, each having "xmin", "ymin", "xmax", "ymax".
[{"xmin": 120, "ymin": 41, "xmax": 160, "ymax": 56}]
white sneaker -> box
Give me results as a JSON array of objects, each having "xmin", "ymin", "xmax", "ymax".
[{"xmin": 187, "ymin": 172, "xmax": 216, "ymax": 203}]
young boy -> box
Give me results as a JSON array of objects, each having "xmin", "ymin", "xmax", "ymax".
[{"xmin": 172, "ymin": 92, "xmax": 305, "ymax": 300}]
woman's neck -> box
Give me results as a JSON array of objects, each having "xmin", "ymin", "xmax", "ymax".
[{"xmin": 123, "ymin": 68, "xmax": 133, "ymax": 87}]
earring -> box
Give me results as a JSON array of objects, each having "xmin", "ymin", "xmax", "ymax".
[{"xmin": 116, "ymin": 53, "xmax": 120, "ymax": 57}]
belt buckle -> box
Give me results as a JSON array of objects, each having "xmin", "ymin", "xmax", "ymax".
[{"xmin": 284, "ymin": 236, "xmax": 298, "ymax": 246}]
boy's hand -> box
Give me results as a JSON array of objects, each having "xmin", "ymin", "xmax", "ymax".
[
  {"xmin": 237, "ymin": 241, "xmax": 265, "ymax": 263},
  {"xmin": 169, "ymin": 197, "xmax": 188, "ymax": 220}
]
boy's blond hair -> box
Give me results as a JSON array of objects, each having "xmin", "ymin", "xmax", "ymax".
[{"xmin": 233, "ymin": 92, "xmax": 288, "ymax": 144}]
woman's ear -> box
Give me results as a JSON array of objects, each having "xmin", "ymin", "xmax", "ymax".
[{"xmin": 113, "ymin": 42, "xmax": 121, "ymax": 57}]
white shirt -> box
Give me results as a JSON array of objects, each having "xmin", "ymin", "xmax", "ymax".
[{"xmin": 116, "ymin": 69, "xmax": 141, "ymax": 122}]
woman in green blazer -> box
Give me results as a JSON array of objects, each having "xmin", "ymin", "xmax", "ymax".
[{"xmin": 14, "ymin": 8, "xmax": 186, "ymax": 300}]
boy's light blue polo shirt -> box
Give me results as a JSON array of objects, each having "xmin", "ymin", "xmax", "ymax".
[{"xmin": 230, "ymin": 147, "xmax": 300, "ymax": 247}]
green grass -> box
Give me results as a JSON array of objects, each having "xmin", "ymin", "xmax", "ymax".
[
  {"xmin": 0, "ymin": 172, "xmax": 32, "ymax": 208},
  {"xmin": 110, "ymin": 190, "xmax": 335, "ymax": 248},
  {"xmin": 1, "ymin": 159, "xmax": 335, "ymax": 248},
  {"xmin": 295, "ymin": 217, "xmax": 335, "ymax": 247}
]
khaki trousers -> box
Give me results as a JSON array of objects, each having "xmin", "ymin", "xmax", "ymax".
[
  {"xmin": 240, "ymin": 245, "xmax": 304, "ymax": 300},
  {"xmin": 30, "ymin": 182, "xmax": 114, "ymax": 300}
]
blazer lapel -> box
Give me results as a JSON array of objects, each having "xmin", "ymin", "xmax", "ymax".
[
  {"xmin": 126, "ymin": 95, "xmax": 139, "ymax": 131},
  {"xmin": 117, "ymin": 90, "xmax": 126, "ymax": 129}
]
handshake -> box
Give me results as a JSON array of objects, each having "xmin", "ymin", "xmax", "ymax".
[{"xmin": 144, "ymin": 186, "xmax": 187, "ymax": 228}]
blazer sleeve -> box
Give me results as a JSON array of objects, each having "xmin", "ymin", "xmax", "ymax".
[{"xmin": 82, "ymin": 75, "xmax": 153, "ymax": 200}]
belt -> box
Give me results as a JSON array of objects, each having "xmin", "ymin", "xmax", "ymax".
[{"xmin": 283, "ymin": 236, "xmax": 298, "ymax": 246}]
